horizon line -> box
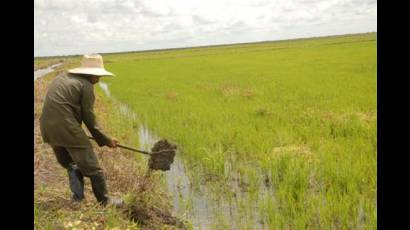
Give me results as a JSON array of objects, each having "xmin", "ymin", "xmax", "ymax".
[{"xmin": 34, "ymin": 31, "xmax": 376, "ymax": 59}]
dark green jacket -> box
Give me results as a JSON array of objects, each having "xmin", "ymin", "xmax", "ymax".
[{"xmin": 39, "ymin": 73, "xmax": 110, "ymax": 148}]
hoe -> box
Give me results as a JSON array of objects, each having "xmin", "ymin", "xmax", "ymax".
[{"xmin": 89, "ymin": 136, "xmax": 177, "ymax": 171}]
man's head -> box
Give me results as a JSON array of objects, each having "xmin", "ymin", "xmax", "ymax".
[{"xmin": 73, "ymin": 74, "xmax": 101, "ymax": 84}]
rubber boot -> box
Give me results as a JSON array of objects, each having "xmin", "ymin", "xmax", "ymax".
[
  {"xmin": 67, "ymin": 164, "xmax": 85, "ymax": 201},
  {"xmin": 90, "ymin": 172, "xmax": 124, "ymax": 208}
]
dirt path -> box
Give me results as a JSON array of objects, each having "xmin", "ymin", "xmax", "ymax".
[{"xmin": 34, "ymin": 64, "xmax": 187, "ymax": 230}]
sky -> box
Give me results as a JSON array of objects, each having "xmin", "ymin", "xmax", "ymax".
[{"xmin": 34, "ymin": 0, "xmax": 377, "ymax": 57}]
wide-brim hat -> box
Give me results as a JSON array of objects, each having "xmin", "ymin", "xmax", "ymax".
[{"xmin": 68, "ymin": 54, "xmax": 115, "ymax": 77}]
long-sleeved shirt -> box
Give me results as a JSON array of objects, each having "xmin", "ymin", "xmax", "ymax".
[{"xmin": 39, "ymin": 73, "xmax": 110, "ymax": 148}]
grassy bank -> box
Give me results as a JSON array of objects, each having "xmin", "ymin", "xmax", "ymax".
[{"xmin": 34, "ymin": 61, "xmax": 188, "ymax": 229}]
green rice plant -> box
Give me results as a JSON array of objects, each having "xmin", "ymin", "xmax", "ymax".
[{"xmin": 89, "ymin": 33, "xmax": 376, "ymax": 228}]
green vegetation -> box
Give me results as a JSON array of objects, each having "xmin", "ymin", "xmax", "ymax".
[{"xmin": 99, "ymin": 33, "xmax": 377, "ymax": 228}]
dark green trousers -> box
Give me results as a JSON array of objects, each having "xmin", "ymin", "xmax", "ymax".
[
  {"xmin": 51, "ymin": 145, "xmax": 110, "ymax": 204},
  {"xmin": 51, "ymin": 145, "xmax": 103, "ymax": 177}
]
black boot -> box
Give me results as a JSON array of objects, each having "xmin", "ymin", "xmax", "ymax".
[
  {"xmin": 90, "ymin": 172, "xmax": 123, "ymax": 208},
  {"xmin": 90, "ymin": 172, "xmax": 109, "ymax": 205},
  {"xmin": 67, "ymin": 164, "xmax": 84, "ymax": 201}
]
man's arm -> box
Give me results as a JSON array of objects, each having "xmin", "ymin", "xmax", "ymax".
[{"xmin": 81, "ymin": 83, "xmax": 112, "ymax": 147}]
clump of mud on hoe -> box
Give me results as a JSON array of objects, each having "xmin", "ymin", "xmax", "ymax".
[{"xmin": 148, "ymin": 139, "xmax": 177, "ymax": 171}]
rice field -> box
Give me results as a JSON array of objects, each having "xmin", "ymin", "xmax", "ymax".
[{"xmin": 98, "ymin": 33, "xmax": 376, "ymax": 229}]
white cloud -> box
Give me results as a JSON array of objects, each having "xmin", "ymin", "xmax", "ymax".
[{"xmin": 34, "ymin": 0, "xmax": 377, "ymax": 57}]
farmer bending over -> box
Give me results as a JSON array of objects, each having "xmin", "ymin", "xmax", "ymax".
[{"xmin": 39, "ymin": 54, "xmax": 123, "ymax": 207}]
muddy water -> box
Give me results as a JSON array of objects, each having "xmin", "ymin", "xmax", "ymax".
[
  {"xmin": 134, "ymin": 123, "xmax": 219, "ymax": 229},
  {"xmin": 34, "ymin": 63, "xmax": 62, "ymax": 80},
  {"xmin": 135, "ymin": 126, "xmax": 215, "ymax": 229}
]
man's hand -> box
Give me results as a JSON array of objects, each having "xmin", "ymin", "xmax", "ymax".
[{"xmin": 107, "ymin": 138, "xmax": 118, "ymax": 148}]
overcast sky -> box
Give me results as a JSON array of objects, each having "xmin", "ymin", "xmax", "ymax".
[{"xmin": 34, "ymin": 0, "xmax": 377, "ymax": 57}]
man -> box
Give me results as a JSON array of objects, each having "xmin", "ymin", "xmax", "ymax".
[{"xmin": 39, "ymin": 54, "xmax": 123, "ymax": 207}]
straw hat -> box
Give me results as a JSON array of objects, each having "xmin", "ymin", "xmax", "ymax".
[{"xmin": 68, "ymin": 54, "xmax": 115, "ymax": 77}]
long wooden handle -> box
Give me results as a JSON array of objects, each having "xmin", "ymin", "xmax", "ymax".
[
  {"xmin": 88, "ymin": 136, "xmax": 150, "ymax": 155},
  {"xmin": 116, "ymin": 143, "xmax": 151, "ymax": 155}
]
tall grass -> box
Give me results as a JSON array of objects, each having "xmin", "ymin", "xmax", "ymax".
[{"xmin": 99, "ymin": 33, "xmax": 376, "ymax": 228}]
